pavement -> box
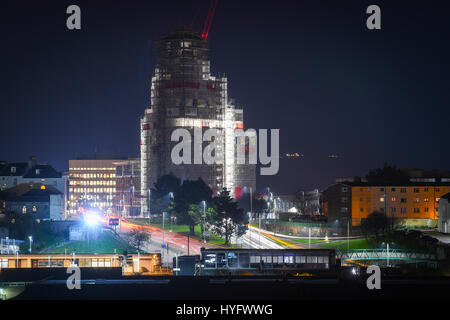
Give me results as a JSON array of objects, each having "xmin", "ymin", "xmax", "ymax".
[{"xmin": 423, "ymin": 231, "xmax": 450, "ymax": 244}]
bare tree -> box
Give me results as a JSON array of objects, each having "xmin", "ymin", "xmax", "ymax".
[{"xmin": 127, "ymin": 228, "xmax": 150, "ymax": 251}]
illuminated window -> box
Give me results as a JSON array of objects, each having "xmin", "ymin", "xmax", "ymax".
[
  {"xmin": 32, "ymin": 205, "xmax": 37, "ymax": 212},
  {"xmin": 0, "ymin": 259, "xmax": 8, "ymax": 268},
  {"xmin": 307, "ymin": 256, "xmax": 318, "ymax": 264},
  {"xmin": 414, "ymin": 198, "xmax": 420, "ymax": 203},
  {"xmin": 379, "ymin": 197, "xmax": 385, "ymax": 202},
  {"xmin": 391, "ymin": 197, "xmax": 397, "ymax": 202},
  {"xmin": 424, "ymin": 198, "xmax": 429, "ymax": 202},
  {"xmin": 22, "ymin": 206, "xmax": 27, "ymax": 214}
]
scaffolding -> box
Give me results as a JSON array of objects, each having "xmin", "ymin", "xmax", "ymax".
[{"xmin": 140, "ymin": 30, "xmax": 256, "ymax": 214}]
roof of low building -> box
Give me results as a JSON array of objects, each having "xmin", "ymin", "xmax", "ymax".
[
  {"xmin": 7, "ymin": 188, "xmax": 61, "ymax": 203},
  {"xmin": 0, "ymin": 163, "xmax": 29, "ymax": 176},
  {"xmin": 0, "ymin": 162, "xmax": 61, "ymax": 178},
  {"xmin": 22, "ymin": 164, "xmax": 61, "ymax": 178},
  {"xmin": 0, "ymin": 183, "xmax": 61, "ymax": 201}
]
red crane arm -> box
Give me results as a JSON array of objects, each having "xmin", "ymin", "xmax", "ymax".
[{"xmin": 202, "ymin": 0, "xmax": 218, "ymax": 40}]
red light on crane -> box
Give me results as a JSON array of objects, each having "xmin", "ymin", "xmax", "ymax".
[{"xmin": 202, "ymin": 0, "xmax": 218, "ymax": 40}]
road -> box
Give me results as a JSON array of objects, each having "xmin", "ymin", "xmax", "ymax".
[
  {"xmin": 231, "ymin": 225, "xmax": 285, "ymax": 249},
  {"xmin": 118, "ymin": 219, "xmax": 287, "ymax": 266},
  {"xmin": 119, "ymin": 219, "xmax": 220, "ymax": 267}
]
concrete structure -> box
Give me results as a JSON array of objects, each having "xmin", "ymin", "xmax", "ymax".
[
  {"xmin": 274, "ymin": 195, "xmax": 300, "ymax": 213},
  {"xmin": 0, "ymin": 156, "xmax": 63, "ymax": 193},
  {"xmin": 140, "ymin": 30, "xmax": 256, "ymax": 215},
  {"xmin": 68, "ymin": 154, "xmax": 127, "ymax": 216},
  {"xmin": 273, "ymin": 190, "xmax": 323, "ymax": 215},
  {"xmin": 297, "ymin": 189, "xmax": 323, "ymax": 216},
  {"xmin": 438, "ymin": 193, "xmax": 450, "ymax": 233}
]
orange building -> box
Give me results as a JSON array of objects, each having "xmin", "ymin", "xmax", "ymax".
[
  {"xmin": 0, "ymin": 253, "xmax": 162, "ymax": 275},
  {"xmin": 324, "ymin": 182, "xmax": 450, "ymax": 227}
]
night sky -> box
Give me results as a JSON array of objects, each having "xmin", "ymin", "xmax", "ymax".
[{"xmin": 1, "ymin": 0, "xmax": 449, "ymax": 194}]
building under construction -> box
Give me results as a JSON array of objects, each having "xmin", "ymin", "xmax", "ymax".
[{"xmin": 140, "ymin": 30, "xmax": 256, "ymax": 214}]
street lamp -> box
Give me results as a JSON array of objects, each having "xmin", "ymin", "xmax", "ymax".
[
  {"xmin": 201, "ymin": 200, "xmax": 207, "ymax": 242},
  {"xmin": 162, "ymin": 211, "xmax": 166, "ymax": 246},
  {"xmin": 166, "ymin": 191, "xmax": 174, "ymax": 233},
  {"xmin": 28, "ymin": 236, "xmax": 33, "ymax": 253}
]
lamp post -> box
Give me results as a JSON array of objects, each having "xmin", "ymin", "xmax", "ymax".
[
  {"xmin": 28, "ymin": 236, "xmax": 33, "ymax": 253},
  {"xmin": 258, "ymin": 212, "xmax": 262, "ymax": 247},
  {"xmin": 387, "ymin": 243, "xmax": 390, "ymax": 267},
  {"xmin": 250, "ymin": 187, "xmax": 253, "ymax": 222},
  {"xmin": 308, "ymin": 228, "xmax": 311, "ymax": 249},
  {"xmin": 201, "ymin": 200, "xmax": 206, "ymax": 242},
  {"xmin": 162, "ymin": 211, "xmax": 166, "ymax": 246},
  {"xmin": 347, "ymin": 220, "xmax": 350, "ymax": 250}
]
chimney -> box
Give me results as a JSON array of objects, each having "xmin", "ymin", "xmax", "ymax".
[{"xmin": 28, "ymin": 156, "xmax": 37, "ymax": 168}]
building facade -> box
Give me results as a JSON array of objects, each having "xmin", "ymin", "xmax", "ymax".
[
  {"xmin": 140, "ymin": 30, "xmax": 256, "ymax": 214},
  {"xmin": 68, "ymin": 155, "xmax": 126, "ymax": 216},
  {"xmin": 113, "ymin": 158, "xmax": 141, "ymax": 217},
  {"xmin": 324, "ymin": 181, "xmax": 450, "ymax": 227},
  {"xmin": 3, "ymin": 184, "xmax": 62, "ymax": 220}
]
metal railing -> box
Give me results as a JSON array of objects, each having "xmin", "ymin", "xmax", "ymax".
[{"xmin": 337, "ymin": 249, "xmax": 436, "ymax": 261}]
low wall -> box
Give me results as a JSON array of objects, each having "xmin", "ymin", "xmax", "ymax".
[
  {"xmin": 394, "ymin": 219, "xmax": 438, "ymax": 229},
  {"xmin": 258, "ymin": 220, "xmax": 355, "ymax": 237}
]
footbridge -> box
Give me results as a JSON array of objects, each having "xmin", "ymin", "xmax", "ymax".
[{"xmin": 337, "ymin": 249, "xmax": 438, "ymax": 266}]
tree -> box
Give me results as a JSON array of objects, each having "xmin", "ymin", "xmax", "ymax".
[
  {"xmin": 171, "ymin": 178, "xmax": 213, "ymax": 235},
  {"xmin": 150, "ymin": 174, "xmax": 181, "ymax": 215},
  {"xmin": 210, "ymin": 188, "xmax": 247, "ymax": 245},
  {"xmin": 127, "ymin": 228, "xmax": 149, "ymax": 251},
  {"xmin": 187, "ymin": 203, "xmax": 217, "ymax": 235},
  {"xmin": 365, "ymin": 163, "xmax": 408, "ymax": 184},
  {"xmin": 361, "ymin": 211, "xmax": 389, "ymax": 238}
]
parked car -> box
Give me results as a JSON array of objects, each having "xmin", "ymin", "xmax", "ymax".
[
  {"xmin": 405, "ymin": 230, "xmax": 422, "ymax": 239},
  {"xmin": 421, "ymin": 235, "xmax": 439, "ymax": 243}
]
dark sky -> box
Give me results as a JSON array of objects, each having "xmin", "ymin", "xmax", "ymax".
[{"xmin": 1, "ymin": 0, "xmax": 449, "ymax": 194}]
